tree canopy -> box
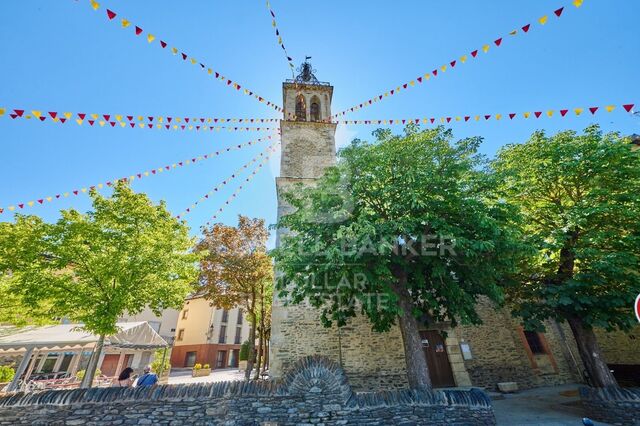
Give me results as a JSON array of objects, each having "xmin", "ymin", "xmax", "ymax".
[
  {"xmin": 271, "ymin": 126, "xmax": 526, "ymax": 389},
  {"xmin": 493, "ymin": 125, "xmax": 640, "ymax": 387}
]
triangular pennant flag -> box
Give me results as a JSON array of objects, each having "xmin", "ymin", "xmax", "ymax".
[
  {"xmin": 524, "ymin": 112, "xmax": 531, "ymax": 118},
  {"xmin": 605, "ymin": 105, "xmax": 615, "ymax": 112},
  {"xmin": 522, "ymin": 24, "xmax": 531, "ymax": 33},
  {"xmin": 135, "ymin": 26, "xmax": 143, "ymax": 35},
  {"xmin": 560, "ymin": 109, "xmax": 568, "ymax": 116},
  {"xmin": 450, "ymin": 60, "xmax": 456, "ymax": 67},
  {"xmin": 76, "ymin": 119, "xmax": 83, "ymax": 125},
  {"xmin": 554, "ymin": 7, "xmax": 564, "ymax": 17},
  {"xmin": 509, "ymin": 30, "xmax": 517, "ymax": 36},
  {"xmin": 49, "ymin": 111, "xmax": 57, "ymax": 119},
  {"xmin": 574, "ymin": 0, "xmax": 584, "ymax": 7},
  {"xmin": 575, "ymin": 108, "xmax": 584, "ymax": 115},
  {"xmin": 14, "ymin": 109, "xmax": 24, "ymax": 117},
  {"xmin": 539, "ymin": 15, "xmax": 548, "ymax": 25},
  {"xmin": 484, "ymin": 115, "xmax": 491, "ymax": 120},
  {"xmin": 509, "ymin": 113, "xmax": 516, "ymax": 119},
  {"xmin": 623, "ymin": 104, "xmax": 634, "ymax": 112},
  {"xmin": 471, "ymin": 50, "xmax": 478, "ymax": 58},
  {"xmin": 534, "ymin": 111, "xmax": 542, "ymax": 118},
  {"xmin": 482, "ymin": 44, "xmax": 490, "ymax": 53},
  {"xmin": 106, "ymin": 9, "xmax": 116, "ymax": 20},
  {"xmin": 464, "ymin": 116, "xmax": 470, "ymax": 122},
  {"xmin": 90, "ymin": 0, "xmax": 100, "ymax": 11},
  {"xmin": 121, "ymin": 18, "xmax": 130, "ymax": 28},
  {"xmin": 147, "ymin": 34, "xmax": 155, "ymax": 43},
  {"xmin": 494, "ymin": 38, "xmax": 502, "ymax": 46},
  {"xmin": 589, "ymin": 107, "xmax": 599, "ymax": 115},
  {"xmin": 547, "ymin": 110, "xmax": 554, "ymax": 117},
  {"xmin": 460, "ymin": 55, "xmax": 468, "ymax": 63},
  {"xmin": 88, "ymin": 120, "xmax": 95, "ymax": 126},
  {"xmin": 160, "ymin": 40, "xmax": 167, "ymax": 48}
]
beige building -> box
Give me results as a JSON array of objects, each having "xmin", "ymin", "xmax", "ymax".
[
  {"xmin": 170, "ymin": 294, "xmax": 251, "ymax": 369},
  {"xmin": 269, "ymin": 62, "xmax": 640, "ymax": 391},
  {"xmin": 119, "ymin": 307, "xmax": 179, "ymax": 344}
]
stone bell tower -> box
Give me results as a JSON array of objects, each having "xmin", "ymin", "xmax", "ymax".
[{"xmin": 269, "ymin": 62, "xmax": 408, "ymax": 389}]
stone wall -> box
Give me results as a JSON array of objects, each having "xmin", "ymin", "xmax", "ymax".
[
  {"xmin": 596, "ymin": 325, "xmax": 640, "ymax": 365},
  {"xmin": 0, "ymin": 356, "xmax": 496, "ymax": 425},
  {"xmin": 580, "ymin": 386, "xmax": 640, "ymax": 426}
]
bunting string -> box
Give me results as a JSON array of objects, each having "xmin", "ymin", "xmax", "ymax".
[
  {"xmin": 266, "ymin": 0, "xmax": 295, "ymax": 74},
  {"xmin": 332, "ymin": 103, "xmax": 635, "ymax": 126},
  {"xmin": 0, "ymin": 135, "xmax": 275, "ymax": 215},
  {"xmin": 177, "ymin": 140, "xmax": 280, "ymax": 219},
  {"xmin": 86, "ymin": 0, "xmax": 282, "ymax": 113},
  {"xmin": 1, "ymin": 108, "xmax": 275, "ymax": 132},
  {"xmin": 204, "ymin": 142, "xmax": 279, "ymax": 226},
  {"xmin": 331, "ymin": 0, "xmax": 584, "ymax": 119}
]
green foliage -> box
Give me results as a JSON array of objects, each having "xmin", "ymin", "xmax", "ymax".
[
  {"xmin": 0, "ymin": 182, "xmax": 200, "ymax": 336},
  {"xmin": 239, "ymin": 340, "xmax": 250, "ymax": 361},
  {"xmin": 271, "ymin": 126, "xmax": 527, "ymax": 332},
  {"xmin": 0, "ymin": 365, "xmax": 15, "ymax": 383},
  {"xmin": 76, "ymin": 368, "xmax": 100, "ymax": 380},
  {"xmin": 193, "ymin": 363, "xmax": 202, "ymax": 370},
  {"xmin": 203, "ymin": 363, "xmax": 210, "ymax": 369},
  {"xmin": 150, "ymin": 349, "xmax": 170, "ymax": 375},
  {"xmin": 493, "ymin": 125, "xmax": 640, "ymax": 331}
]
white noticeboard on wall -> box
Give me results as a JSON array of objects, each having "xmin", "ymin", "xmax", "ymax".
[{"xmin": 460, "ymin": 343, "xmax": 473, "ymax": 360}]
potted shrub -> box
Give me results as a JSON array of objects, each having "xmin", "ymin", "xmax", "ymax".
[
  {"xmin": 239, "ymin": 340, "xmax": 249, "ymax": 372},
  {"xmin": 191, "ymin": 363, "xmax": 211, "ymax": 377},
  {"xmin": 0, "ymin": 365, "xmax": 15, "ymax": 390}
]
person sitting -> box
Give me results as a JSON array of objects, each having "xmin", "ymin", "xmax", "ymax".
[
  {"xmin": 135, "ymin": 365, "xmax": 158, "ymax": 387},
  {"xmin": 112, "ymin": 367, "xmax": 134, "ymax": 388}
]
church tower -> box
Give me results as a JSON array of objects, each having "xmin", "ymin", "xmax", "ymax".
[{"xmin": 270, "ymin": 62, "xmax": 409, "ymax": 389}]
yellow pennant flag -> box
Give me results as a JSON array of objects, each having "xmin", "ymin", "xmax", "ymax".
[
  {"xmin": 138, "ymin": 116, "xmax": 143, "ymax": 121},
  {"xmin": 460, "ymin": 55, "xmax": 467, "ymax": 63},
  {"xmin": 173, "ymin": 125, "xmax": 178, "ymax": 130},
  {"xmin": 31, "ymin": 110, "xmax": 42, "ymax": 118},
  {"xmin": 0, "ymin": 107, "xmax": 5, "ymax": 116},
  {"xmin": 423, "ymin": 73, "xmax": 430, "ymax": 80},
  {"xmin": 495, "ymin": 114, "xmax": 502, "ymax": 120},
  {"xmin": 475, "ymin": 115, "xmax": 480, "ymax": 121},
  {"xmin": 99, "ymin": 121, "xmax": 106, "ymax": 127},
  {"xmin": 91, "ymin": 113, "xmax": 98, "ymax": 119},
  {"xmin": 81, "ymin": 188, "xmax": 87, "ymax": 193},
  {"xmin": 605, "ymin": 105, "xmax": 615, "ymax": 112},
  {"xmin": 120, "ymin": 122, "xmax": 126, "ymax": 128},
  {"xmin": 76, "ymin": 118, "xmax": 83, "ymax": 125},
  {"xmin": 52, "ymin": 117, "xmax": 59, "ymax": 122},
  {"xmin": 573, "ymin": 0, "xmax": 584, "ymax": 7},
  {"xmin": 156, "ymin": 124, "xmax": 161, "ymax": 129},
  {"xmin": 482, "ymin": 44, "xmax": 490, "ymax": 53},
  {"xmin": 539, "ymin": 15, "xmax": 548, "ymax": 25},
  {"xmin": 547, "ymin": 110, "xmax": 554, "ymax": 117},
  {"xmin": 115, "ymin": 114, "xmax": 122, "ymax": 121},
  {"xmin": 129, "ymin": 176, "xmax": 135, "ymax": 181},
  {"xmin": 171, "ymin": 47, "xmax": 178, "ymax": 55},
  {"xmin": 440, "ymin": 65, "xmax": 447, "ymax": 72},
  {"xmin": 455, "ymin": 116, "xmax": 461, "ymax": 122},
  {"xmin": 147, "ymin": 34, "xmax": 155, "ymax": 43},
  {"xmin": 27, "ymin": 201, "xmax": 34, "ymax": 207},
  {"xmin": 440, "ymin": 118, "xmax": 445, "ymax": 124},
  {"xmin": 90, "ymin": 0, "xmax": 100, "ymax": 11},
  {"xmin": 46, "ymin": 197, "xmax": 52, "ymax": 202},
  {"xmin": 63, "ymin": 192, "xmax": 69, "ymax": 197},
  {"xmin": 8, "ymin": 206, "xmax": 15, "ymax": 211},
  {"xmin": 97, "ymin": 183, "xmax": 103, "ymax": 188},
  {"xmin": 208, "ymin": 68, "xmax": 213, "ymax": 75},
  {"xmin": 384, "ymin": 92, "xmax": 389, "ymax": 97},
  {"xmin": 144, "ymin": 171, "xmax": 150, "ymax": 176},
  {"xmin": 524, "ymin": 112, "xmax": 531, "ymax": 118},
  {"xmin": 139, "ymin": 123, "xmax": 145, "ymax": 128},
  {"xmin": 575, "ymin": 108, "xmax": 584, "ymax": 115},
  {"xmin": 409, "ymin": 80, "xmax": 415, "ymax": 86},
  {"xmin": 423, "ymin": 118, "xmax": 428, "ymax": 124},
  {"xmin": 121, "ymin": 19, "xmax": 130, "ymax": 28},
  {"xmin": 278, "ymin": 36, "xmax": 282, "ymax": 44},
  {"xmin": 190, "ymin": 58, "xmax": 197, "ymax": 65},
  {"xmin": 509, "ymin": 30, "xmax": 517, "ymax": 36},
  {"xmin": 64, "ymin": 112, "xmax": 72, "ymax": 119},
  {"xmin": 272, "ymin": 19, "xmax": 276, "ymax": 27}
]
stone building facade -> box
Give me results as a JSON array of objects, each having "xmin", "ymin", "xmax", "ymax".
[{"xmin": 270, "ymin": 64, "xmax": 640, "ymax": 392}]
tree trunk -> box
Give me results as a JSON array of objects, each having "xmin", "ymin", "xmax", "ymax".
[
  {"xmin": 567, "ymin": 316, "xmax": 618, "ymax": 387},
  {"xmin": 391, "ymin": 268, "xmax": 432, "ymax": 390},
  {"xmin": 254, "ymin": 328, "xmax": 263, "ymax": 380},
  {"xmin": 81, "ymin": 334, "xmax": 105, "ymax": 389},
  {"xmin": 254, "ymin": 280, "xmax": 266, "ymax": 380},
  {"xmin": 245, "ymin": 313, "xmax": 257, "ymax": 381}
]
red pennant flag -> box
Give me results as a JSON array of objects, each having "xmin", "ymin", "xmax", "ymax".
[
  {"xmin": 522, "ymin": 24, "xmax": 531, "ymax": 32},
  {"xmin": 110, "ymin": 121, "xmax": 116, "ymax": 127},
  {"xmin": 130, "ymin": 123, "xmax": 135, "ymax": 128},
  {"xmin": 165, "ymin": 125, "xmax": 170, "ymax": 129},
  {"xmin": 14, "ymin": 109, "xmax": 24, "ymax": 117},
  {"xmin": 200, "ymin": 118, "xmax": 205, "ymax": 123},
  {"xmin": 227, "ymin": 80, "xmax": 232, "ymax": 85},
  {"xmin": 9, "ymin": 114, "xmax": 17, "ymax": 119},
  {"xmin": 148, "ymin": 116, "xmax": 153, "ymax": 121},
  {"xmin": 446, "ymin": 117, "xmax": 452, "ymax": 123},
  {"xmin": 494, "ymin": 38, "xmax": 502, "ymax": 46},
  {"xmin": 127, "ymin": 115, "xmax": 133, "ymax": 121},
  {"xmin": 137, "ymin": 174, "xmax": 142, "ymax": 178},
  {"xmin": 450, "ymin": 60, "xmax": 456, "ymax": 67},
  {"xmin": 589, "ymin": 107, "xmax": 598, "ymax": 115},
  {"xmin": 417, "ymin": 77, "xmax": 423, "ymax": 83},
  {"xmin": 185, "ymin": 118, "xmax": 190, "ymax": 123},
  {"xmin": 148, "ymin": 124, "xmax": 152, "ymax": 129},
  {"xmin": 554, "ymin": 7, "xmax": 564, "ymax": 17},
  {"xmin": 88, "ymin": 120, "xmax": 95, "ymax": 126},
  {"xmin": 160, "ymin": 40, "xmax": 167, "ymax": 48},
  {"xmin": 18, "ymin": 204, "xmax": 24, "ymax": 209},
  {"xmin": 39, "ymin": 117, "xmax": 46, "ymax": 121},
  {"xmin": 49, "ymin": 112, "xmax": 57, "ymax": 119},
  {"xmin": 181, "ymin": 125, "xmax": 185, "ymax": 130},
  {"xmin": 560, "ymin": 109, "xmax": 568, "ymax": 116},
  {"xmin": 179, "ymin": 162, "xmax": 183, "ymax": 166},
  {"xmin": 106, "ymin": 9, "xmax": 116, "ymax": 20},
  {"xmin": 181, "ymin": 53, "xmax": 187, "ymax": 60},
  {"xmin": 464, "ymin": 116, "xmax": 470, "ymax": 122},
  {"xmin": 402, "ymin": 119, "xmax": 406, "ymax": 124},
  {"xmin": 623, "ymin": 104, "xmax": 634, "ymax": 112},
  {"xmin": 135, "ymin": 26, "xmax": 143, "ymax": 35},
  {"xmin": 37, "ymin": 199, "xmax": 43, "ymax": 204},
  {"xmin": 484, "ymin": 115, "xmax": 491, "ymax": 120},
  {"xmin": 73, "ymin": 190, "xmax": 79, "ymax": 195},
  {"xmin": 509, "ymin": 113, "xmax": 516, "ymax": 119},
  {"xmin": 165, "ymin": 166, "xmax": 170, "ymax": 170},
  {"xmin": 196, "ymin": 126, "xmax": 200, "ymax": 130},
  {"xmin": 215, "ymin": 72, "xmax": 220, "ymax": 78},
  {"xmin": 534, "ymin": 111, "xmax": 542, "ymax": 118},
  {"xmin": 106, "ymin": 182, "xmax": 112, "ymax": 186},
  {"xmin": 78, "ymin": 113, "xmax": 86, "ymax": 119},
  {"xmin": 103, "ymin": 114, "xmax": 110, "ymax": 121},
  {"xmin": 167, "ymin": 117, "xmax": 172, "ymax": 122},
  {"xmin": 430, "ymin": 118, "xmax": 435, "ymax": 123},
  {"xmin": 390, "ymin": 90, "xmax": 394, "ymax": 95},
  {"xmin": 151, "ymin": 170, "xmax": 156, "ymax": 174},
  {"xmin": 56, "ymin": 195, "xmax": 60, "ymax": 199},
  {"xmin": 379, "ymin": 95, "xmax": 383, "ymax": 100},
  {"xmin": 60, "ymin": 118, "xmax": 67, "ymax": 123},
  {"xmin": 0, "ymin": 208, "xmax": 3, "ymax": 214},
  {"xmin": 432, "ymin": 69, "xmax": 438, "ymax": 76},
  {"xmin": 471, "ymin": 50, "xmax": 478, "ymax": 58},
  {"xmin": 403, "ymin": 84, "xmax": 408, "ymax": 89}
]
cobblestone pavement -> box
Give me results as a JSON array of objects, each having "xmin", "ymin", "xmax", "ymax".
[
  {"xmin": 168, "ymin": 368, "xmax": 246, "ymax": 385},
  {"xmin": 492, "ymin": 384, "xmax": 612, "ymax": 426}
]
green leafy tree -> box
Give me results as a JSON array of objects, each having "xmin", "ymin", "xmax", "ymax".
[
  {"xmin": 0, "ymin": 183, "xmax": 199, "ymax": 387},
  {"xmin": 272, "ymin": 126, "xmax": 525, "ymax": 390},
  {"xmin": 493, "ymin": 125, "xmax": 640, "ymax": 387}
]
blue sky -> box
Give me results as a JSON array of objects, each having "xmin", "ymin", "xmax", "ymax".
[{"xmin": 1, "ymin": 0, "xmax": 638, "ymax": 246}]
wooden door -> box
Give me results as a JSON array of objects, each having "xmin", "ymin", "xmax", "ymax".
[
  {"xmin": 420, "ymin": 330, "xmax": 456, "ymax": 388},
  {"xmin": 99, "ymin": 354, "xmax": 120, "ymax": 377}
]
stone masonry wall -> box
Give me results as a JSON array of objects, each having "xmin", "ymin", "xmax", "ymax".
[
  {"xmin": 580, "ymin": 386, "xmax": 640, "ymax": 426},
  {"xmin": 596, "ymin": 325, "xmax": 640, "ymax": 365},
  {"xmin": 0, "ymin": 356, "xmax": 496, "ymax": 426}
]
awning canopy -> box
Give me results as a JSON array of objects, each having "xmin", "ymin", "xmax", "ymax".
[{"xmin": 0, "ymin": 322, "xmax": 168, "ymax": 355}]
